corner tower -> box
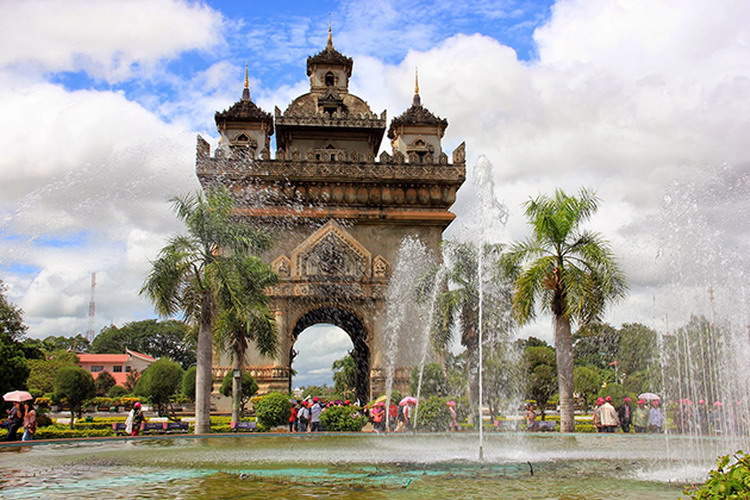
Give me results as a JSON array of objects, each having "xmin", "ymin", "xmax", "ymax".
[
  {"xmin": 214, "ymin": 65, "xmax": 273, "ymax": 158},
  {"xmin": 388, "ymin": 71, "xmax": 449, "ymax": 163}
]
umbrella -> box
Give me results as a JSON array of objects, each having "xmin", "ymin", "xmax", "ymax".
[
  {"xmin": 399, "ymin": 396, "xmax": 417, "ymax": 406},
  {"xmin": 3, "ymin": 391, "xmax": 33, "ymax": 402},
  {"xmin": 638, "ymin": 392, "xmax": 660, "ymax": 401},
  {"xmin": 372, "ymin": 395, "xmax": 387, "ymax": 404},
  {"xmin": 446, "ymin": 400, "xmax": 457, "ymax": 407}
]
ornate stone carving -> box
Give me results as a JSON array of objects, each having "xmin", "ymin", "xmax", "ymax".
[
  {"xmin": 372, "ymin": 255, "xmax": 389, "ymax": 279},
  {"xmin": 452, "ymin": 141, "xmax": 466, "ymax": 165},
  {"xmin": 271, "ymin": 255, "xmax": 291, "ymax": 278},
  {"xmin": 290, "ymin": 221, "xmax": 371, "ymax": 280}
]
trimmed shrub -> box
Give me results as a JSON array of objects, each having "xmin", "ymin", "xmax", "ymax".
[
  {"xmin": 253, "ymin": 392, "xmax": 290, "ymax": 429},
  {"xmin": 54, "ymin": 366, "xmax": 96, "ymax": 428},
  {"xmin": 320, "ymin": 405, "xmax": 367, "ymax": 432},
  {"xmin": 107, "ymin": 385, "xmax": 128, "ymax": 398},
  {"xmin": 182, "ymin": 366, "xmax": 196, "ymax": 402},
  {"xmin": 95, "ymin": 371, "xmax": 116, "ymax": 396},
  {"xmin": 414, "ymin": 396, "xmax": 450, "ymax": 432},
  {"xmin": 135, "ymin": 358, "xmax": 183, "ymax": 415},
  {"xmin": 219, "ymin": 371, "xmax": 258, "ymax": 414}
]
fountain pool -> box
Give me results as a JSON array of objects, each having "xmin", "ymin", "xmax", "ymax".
[{"xmin": 0, "ymin": 432, "xmax": 725, "ymax": 499}]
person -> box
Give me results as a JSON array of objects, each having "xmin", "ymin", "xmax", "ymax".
[
  {"xmin": 447, "ymin": 401, "xmax": 459, "ymax": 432},
  {"xmin": 633, "ymin": 399, "xmax": 649, "ymax": 433},
  {"xmin": 297, "ymin": 401, "xmax": 310, "ymax": 432},
  {"xmin": 371, "ymin": 403, "xmax": 385, "ymax": 433},
  {"xmin": 4, "ymin": 401, "xmax": 23, "ymax": 441},
  {"xmin": 309, "ymin": 397, "xmax": 322, "ymax": 432},
  {"xmin": 525, "ymin": 403, "xmax": 538, "ymax": 431},
  {"xmin": 22, "ymin": 402, "xmax": 36, "ymax": 441},
  {"xmin": 592, "ymin": 397, "xmax": 604, "ymax": 432},
  {"xmin": 697, "ymin": 400, "xmax": 709, "ymax": 434},
  {"xmin": 600, "ymin": 396, "xmax": 620, "ymax": 433},
  {"xmin": 125, "ymin": 402, "xmax": 145, "ymax": 436},
  {"xmin": 617, "ymin": 397, "xmax": 633, "ymax": 433},
  {"xmin": 648, "ymin": 400, "xmax": 664, "ymax": 433},
  {"xmin": 288, "ymin": 402, "xmax": 298, "ymax": 433},
  {"xmin": 388, "ymin": 403, "xmax": 398, "ymax": 432}
]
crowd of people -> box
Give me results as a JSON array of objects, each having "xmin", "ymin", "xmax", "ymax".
[
  {"xmin": 591, "ymin": 396, "xmax": 665, "ymax": 433},
  {"xmin": 2, "ymin": 401, "xmax": 37, "ymax": 441},
  {"xmin": 288, "ymin": 397, "xmax": 352, "ymax": 432}
]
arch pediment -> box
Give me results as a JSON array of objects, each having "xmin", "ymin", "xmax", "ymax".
[{"xmin": 290, "ymin": 221, "xmax": 371, "ymax": 280}]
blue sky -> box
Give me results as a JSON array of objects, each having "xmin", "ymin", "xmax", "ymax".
[
  {"xmin": 51, "ymin": 0, "xmax": 553, "ymax": 133},
  {"xmin": 2, "ymin": 0, "xmax": 749, "ymax": 388}
]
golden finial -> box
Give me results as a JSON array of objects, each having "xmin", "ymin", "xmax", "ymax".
[
  {"xmin": 415, "ymin": 68, "xmax": 420, "ymax": 95},
  {"xmin": 241, "ymin": 64, "xmax": 250, "ymax": 101},
  {"xmin": 327, "ymin": 23, "xmax": 333, "ymax": 49}
]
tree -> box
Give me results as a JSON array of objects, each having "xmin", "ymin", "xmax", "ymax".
[
  {"xmin": 141, "ymin": 189, "xmax": 272, "ymax": 433},
  {"xmin": 573, "ymin": 322, "xmax": 620, "ymax": 370},
  {"xmin": 182, "ymin": 366, "xmax": 197, "ymax": 402},
  {"xmin": 220, "ymin": 372, "xmax": 258, "ymax": 415},
  {"xmin": 40, "ymin": 335, "xmax": 90, "ymax": 353},
  {"xmin": 410, "ymin": 362, "xmax": 448, "ymax": 398},
  {"xmin": 0, "ymin": 280, "xmax": 30, "ymax": 400},
  {"xmin": 523, "ymin": 345, "xmax": 557, "ymax": 419},
  {"xmin": 135, "ymin": 358, "xmax": 183, "ymax": 416},
  {"xmin": 91, "ymin": 319, "xmax": 195, "ymax": 368},
  {"xmin": 333, "ymin": 354, "xmax": 358, "ymax": 399},
  {"xmin": 54, "ymin": 366, "xmax": 96, "ymax": 428},
  {"xmin": 214, "ymin": 255, "xmax": 277, "ymax": 426},
  {"xmin": 617, "ymin": 323, "xmax": 658, "ymax": 376},
  {"xmin": 95, "ymin": 371, "xmax": 116, "ymax": 396},
  {"xmin": 124, "ymin": 370, "xmax": 140, "ymax": 393},
  {"xmin": 574, "ymin": 365, "xmax": 602, "ymax": 408},
  {"xmin": 432, "ymin": 241, "xmax": 513, "ymax": 410},
  {"xmin": 502, "ymin": 189, "xmax": 627, "ymax": 432},
  {"xmin": 253, "ymin": 392, "xmax": 291, "ymax": 429},
  {"xmin": 26, "ymin": 350, "xmax": 79, "ymax": 395}
]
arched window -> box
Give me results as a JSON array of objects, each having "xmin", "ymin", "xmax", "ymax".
[
  {"xmin": 324, "ymin": 71, "xmax": 335, "ymax": 87},
  {"xmin": 235, "ymin": 133, "xmax": 249, "ymax": 142}
]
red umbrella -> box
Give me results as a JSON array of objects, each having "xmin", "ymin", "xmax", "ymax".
[
  {"xmin": 3, "ymin": 390, "xmax": 33, "ymax": 402},
  {"xmin": 399, "ymin": 396, "xmax": 417, "ymax": 406}
]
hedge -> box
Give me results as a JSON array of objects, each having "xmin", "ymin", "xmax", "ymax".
[{"xmin": 320, "ymin": 406, "xmax": 367, "ymax": 432}]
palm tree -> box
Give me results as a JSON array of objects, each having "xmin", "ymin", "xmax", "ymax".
[
  {"xmin": 501, "ymin": 189, "xmax": 627, "ymax": 432},
  {"xmin": 141, "ymin": 189, "xmax": 272, "ymax": 434},
  {"xmin": 214, "ymin": 256, "xmax": 278, "ymax": 426},
  {"xmin": 432, "ymin": 241, "xmax": 512, "ymax": 407}
]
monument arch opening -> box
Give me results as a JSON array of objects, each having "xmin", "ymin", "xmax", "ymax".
[{"xmin": 291, "ymin": 307, "xmax": 369, "ymax": 403}]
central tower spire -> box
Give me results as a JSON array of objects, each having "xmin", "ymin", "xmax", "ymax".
[{"xmin": 242, "ymin": 64, "xmax": 250, "ymax": 101}]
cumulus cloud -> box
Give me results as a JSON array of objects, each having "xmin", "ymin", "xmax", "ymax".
[
  {"xmin": 3, "ymin": 0, "xmax": 750, "ymax": 354},
  {"xmin": 0, "ymin": 0, "xmax": 225, "ymax": 82}
]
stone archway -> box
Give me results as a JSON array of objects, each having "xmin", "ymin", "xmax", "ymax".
[{"xmin": 290, "ymin": 307, "xmax": 369, "ymax": 403}]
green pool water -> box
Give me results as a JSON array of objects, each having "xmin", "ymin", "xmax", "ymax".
[{"xmin": 0, "ymin": 433, "xmax": 725, "ymax": 499}]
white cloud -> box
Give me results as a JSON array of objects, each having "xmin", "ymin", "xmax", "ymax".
[
  {"xmin": 3, "ymin": 0, "xmax": 750, "ymax": 354},
  {"xmin": 0, "ymin": 0, "xmax": 225, "ymax": 82}
]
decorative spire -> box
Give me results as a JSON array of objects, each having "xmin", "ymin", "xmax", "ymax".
[
  {"xmin": 327, "ymin": 24, "xmax": 333, "ymax": 50},
  {"xmin": 242, "ymin": 64, "xmax": 250, "ymax": 101},
  {"xmin": 413, "ymin": 68, "xmax": 421, "ymax": 106}
]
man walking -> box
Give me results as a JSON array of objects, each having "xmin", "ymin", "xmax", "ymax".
[{"xmin": 309, "ymin": 397, "xmax": 322, "ymax": 432}]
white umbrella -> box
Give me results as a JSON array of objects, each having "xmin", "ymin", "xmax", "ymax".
[
  {"xmin": 3, "ymin": 390, "xmax": 33, "ymax": 402},
  {"xmin": 638, "ymin": 392, "xmax": 660, "ymax": 401}
]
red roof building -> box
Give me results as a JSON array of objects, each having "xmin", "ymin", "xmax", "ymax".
[{"xmin": 77, "ymin": 349, "xmax": 156, "ymax": 386}]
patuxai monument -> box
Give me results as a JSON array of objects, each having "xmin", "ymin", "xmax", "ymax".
[{"xmin": 196, "ymin": 29, "xmax": 465, "ymax": 406}]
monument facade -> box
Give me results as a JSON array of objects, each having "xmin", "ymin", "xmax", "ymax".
[{"xmin": 196, "ymin": 30, "xmax": 465, "ymax": 405}]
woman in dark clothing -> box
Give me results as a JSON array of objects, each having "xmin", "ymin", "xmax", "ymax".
[
  {"xmin": 4, "ymin": 401, "xmax": 24, "ymax": 441},
  {"xmin": 618, "ymin": 397, "xmax": 633, "ymax": 433}
]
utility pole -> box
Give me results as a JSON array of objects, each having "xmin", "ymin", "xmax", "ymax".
[{"xmin": 87, "ymin": 272, "xmax": 96, "ymax": 341}]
